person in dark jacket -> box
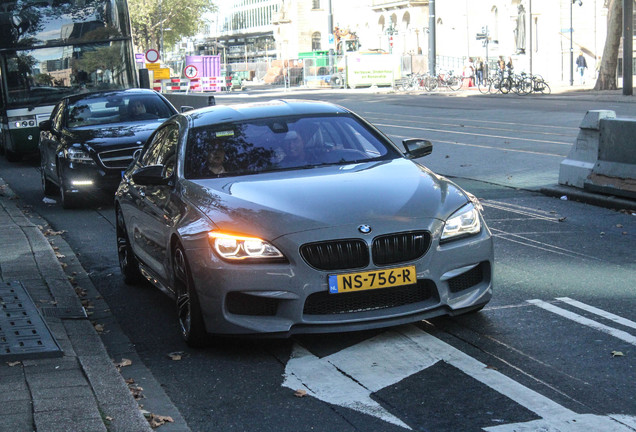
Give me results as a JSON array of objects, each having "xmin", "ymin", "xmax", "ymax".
[{"xmin": 576, "ymin": 52, "xmax": 588, "ymax": 84}]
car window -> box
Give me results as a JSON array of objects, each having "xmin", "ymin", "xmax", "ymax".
[
  {"xmin": 184, "ymin": 114, "xmax": 400, "ymax": 179},
  {"xmin": 141, "ymin": 124, "xmax": 179, "ymax": 168},
  {"xmin": 51, "ymin": 102, "xmax": 64, "ymax": 131},
  {"xmin": 66, "ymin": 94, "xmax": 173, "ymax": 128}
]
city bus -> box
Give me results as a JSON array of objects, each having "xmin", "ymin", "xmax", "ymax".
[{"xmin": 0, "ymin": 0, "xmax": 138, "ymax": 161}]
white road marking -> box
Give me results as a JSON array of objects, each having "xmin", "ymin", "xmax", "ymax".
[
  {"xmin": 282, "ymin": 324, "xmax": 636, "ymax": 430},
  {"xmin": 376, "ymin": 122, "xmax": 571, "ymax": 146},
  {"xmin": 556, "ymin": 297, "xmax": 636, "ymax": 330},
  {"xmin": 528, "ymin": 299, "xmax": 636, "ymax": 346},
  {"xmin": 387, "ymin": 134, "xmax": 565, "ymax": 157}
]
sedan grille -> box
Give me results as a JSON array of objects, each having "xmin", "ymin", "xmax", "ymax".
[
  {"xmin": 303, "ymin": 280, "xmax": 438, "ymax": 315},
  {"xmin": 372, "ymin": 231, "xmax": 431, "ymax": 266},
  {"xmin": 300, "ymin": 239, "xmax": 369, "ymax": 271},
  {"xmin": 97, "ymin": 146, "xmax": 141, "ymax": 169}
]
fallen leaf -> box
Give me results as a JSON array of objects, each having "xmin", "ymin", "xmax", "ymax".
[
  {"xmin": 294, "ymin": 389, "xmax": 307, "ymax": 398},
  {"xmin": 148, "ymin": 414, "xmax": 174, "ymax": 428},
  {"xmin": 129, "ymin": 385, "xmax": 144, "ymax": 399},
  {"xmin": 616, "ymin": 224, "xmax": 623, "ymax": 228},
  {"xmin": 168, "ymin": 352, "xmax": 183, "ymax": 361},
  {"xmin": 94, "ymin": 323, "xmax": 105, "ymax": 333},
  {"xmin": 7, "ymin": 361, "xmax": 21, "ymax": 367},
  {"xmin": 115, "ymin": 358, "xmax": 132, "ymax": 368},
  {"xmin": 611, "ymin": 351, "xmax": 624, "ymax": 357},
  {"xmin": 105, "ymin": 416, "xmax": 113, "ymax": 422},
  {"xmin": 485, "ymin": 365, "xmax": 498, "ymax": 370},
  {"xmin": 558, "ymin": 217, "xmax": 567, "ymax": 222},
  {"xmin": 125, "ymin": 378, "xmax": 135, "ymax": 384}
]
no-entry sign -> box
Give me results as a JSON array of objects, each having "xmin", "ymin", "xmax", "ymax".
[
  {"xmin": 184, "ymin": 65, "xmax": 198, "ymax": 79},
  {"xmin": 145, "ymin": 49, "xmax": 159, "ymax": 63}
]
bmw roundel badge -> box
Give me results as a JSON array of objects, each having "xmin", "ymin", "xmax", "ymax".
[{"xmin": 358, "ymin": 224, "xmax": 372, "ymax": 234}]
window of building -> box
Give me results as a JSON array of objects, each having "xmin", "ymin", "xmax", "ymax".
[
  {"xmin": 313, "ymin": 0, "xmax": 321, "ymax": 9},
  {"xmin": 312, "ymin": 32, "xmax": 321, "ymax": 50}
]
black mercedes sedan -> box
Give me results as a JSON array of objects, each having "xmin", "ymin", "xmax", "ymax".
[{"xmin": 39, "ymin": 88, "xmax": 178, "ymax": 208}]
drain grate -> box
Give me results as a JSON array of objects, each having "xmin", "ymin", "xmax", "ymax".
[{"xmin": 0, "ymin": 281, "xmax": 63, "ymax": 361}]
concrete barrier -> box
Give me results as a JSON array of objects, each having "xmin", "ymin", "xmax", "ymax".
[
  {"xmin": 163, "ymin": 93, "xmax": 216, "ymax": 111},
  {"xmin": 558, "ymin": 110, "xmax": 636, "ymax": 200}
]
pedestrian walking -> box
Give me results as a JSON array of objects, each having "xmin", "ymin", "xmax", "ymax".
[
  {"xmin": 576, "ymin": 52, "xmax": 588, "ymax": 84},
  {"xmin": 475, "ymin": 57, "xmax": 485, "ymax": 86}
]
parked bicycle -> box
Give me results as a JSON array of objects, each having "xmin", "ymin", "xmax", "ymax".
[{"xmin": 424, "ymin": 69, "xmax": 462, "ymax": 92}]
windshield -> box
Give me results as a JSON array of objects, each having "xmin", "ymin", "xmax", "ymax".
[
  {"xmin": 184, "ymin": 115, "xmax": 401, "ymax": 179},
  {"xmin": 67, "ymin": 94, "xmax": 174, "ymax": 128},
  {"xmin": 4, "ymin": 41, "xmax": 135, "ymax": 108}
]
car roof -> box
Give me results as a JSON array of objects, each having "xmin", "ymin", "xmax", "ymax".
[
  {"xmin": 65, "ymin": 88, "xmax": 163, "ymax": 104},
  {"xmin": 184, "ymin": 100, "xmax": 352, "ymax": 128}
]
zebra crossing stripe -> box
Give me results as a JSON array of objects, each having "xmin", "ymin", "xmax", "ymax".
[
  {"xmin": 555, "ymin": 297, "xmax": 636, "ymax": 330},
  {"xmin": 527, "ymin": 299, "xmax": 636, "ymax": 346}
]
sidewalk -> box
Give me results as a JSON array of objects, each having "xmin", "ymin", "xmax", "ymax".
[
  {"xmin": 233, "ymin": 80, "xmax": 633, "ymax": 103},
  {"xmin": 0, "ymin": 178, "xmax": 153, "ymax": 432}
]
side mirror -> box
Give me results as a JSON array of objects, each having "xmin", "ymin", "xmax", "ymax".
[
  {"xmin": 180, "ymin": 106, "xmax": 194, "ymax": 113},
  {"xmin": 39, "ymin": 120, "xmax": 52, "ymax": 132},
  {"xmin": 131, "ymin": 165, "xmax": 171, "ymax": 186},
  {"xmin": 402, "ymin": 139, "xmax": 433, "ymax": 159}
]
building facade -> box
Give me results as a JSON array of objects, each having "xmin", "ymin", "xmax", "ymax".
[{"xmin": 189, "ymin": 0, "xmax": 629, "ymax": 84}]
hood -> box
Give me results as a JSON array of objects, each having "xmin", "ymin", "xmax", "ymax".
[
  {"xmin": 184, "ymin": 159, "xmax": 469, "ymax": 240},
  {"xmin": 68, "ymin": 121, "xmax": 163, "ymax": 151}
]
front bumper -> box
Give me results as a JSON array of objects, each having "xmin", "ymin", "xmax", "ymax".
[
  {"xmin": 185, "ymin": 219, "xmax": 494, "ymax": 337},
  {"xmin": 59, "ymin": 160, "xmax": 124, "ymax": 195}
]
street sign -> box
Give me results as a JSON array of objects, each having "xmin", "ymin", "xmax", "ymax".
[
  {"xmin": 145, "ymin": 49, "xmax": 159, "ymax": 63},
  {"xmin": 184, "ymin": 64, "xmax": 198, "ymax": 79},
  {"xmin": 146, "ymin": 63, "xmax": 161, "ymax": 70},
  {"xmin": 153, "ymin": 68, "xmax": 170, "ymax": 80}
]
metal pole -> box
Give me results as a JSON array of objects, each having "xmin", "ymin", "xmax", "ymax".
[
  {"xmin": 428, "ymin": 0, "xmax": 436, "ymax": 76},
  {"xmin": 623, "ymin": 0, "xmax": 633, "ymax": 95},
  {"xmin": 328, "ymin": 0, "xmax": 334, "ymax": 73},
  {"xmin": 570, "ymin": 0, "xmax": 574, "ymax": 86},
  {"xmin": 529, "ymin": 0, "xmax": 533, "ymax": 76}
]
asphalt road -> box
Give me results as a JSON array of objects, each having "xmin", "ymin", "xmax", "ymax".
[{"xmin": 1, "ymin": 92, "xmax": 635, "ymax": 432}]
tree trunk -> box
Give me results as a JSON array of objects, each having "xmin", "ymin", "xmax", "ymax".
[{"xmin": 594, "ymin": 0, "xmax": 623, "ymax": 90}]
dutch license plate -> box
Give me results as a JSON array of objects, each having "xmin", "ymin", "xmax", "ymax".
[{"xmin": 328, "ymin": 265, "xmax": 416, "ymax": 294}]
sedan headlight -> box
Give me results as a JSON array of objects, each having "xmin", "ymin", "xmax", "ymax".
[
  {"xmin": 65, "ymin": 146, "xmax": 95, "ymax": 165},
  {"xmin": 208, "ymin": 231, "xmax": 286, "ymax": 262},
  {"xmin": 441, "ymin": 203, "xmax": 481, "ymax": 242}
]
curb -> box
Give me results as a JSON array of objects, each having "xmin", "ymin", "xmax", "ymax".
[{"xmin": 540, "ymin": 184, "xmax": 636, "ymax": 212}]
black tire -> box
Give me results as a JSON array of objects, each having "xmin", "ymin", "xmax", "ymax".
[
  {"xmin": 499, "ymin": 77, "xmax": 511, "ymax": 94},
  {"xmin": 173, "ymin": 244, "xmax": 209, "ymax": 347},
  {"xmin": 58, "ymin": 167, "xmax": 79, "ymax": 209},
  {"xmin": 477, "ymin": 79, "xmax": 490, "ymax": 94},
  {"xmin": 40, "ymin": 164, "xmax": 56, "ymax": 196},
  {"xmin": 539, "ymin": 81, "xmax": 551, "ymax": 95},
  {"xmin": 330, "ymin": 74, "xmax": 343, "ymax": 88},
  {"xmin": 446, "ymin": 75, "xmax": 462, "ymax": 91},
  {"xmin": 116, "ymin": 207, "xmax": 143, "ymax": 285},
  {"xmin": 424, "ymin": 76, "xmax": 439, "ymax": 92}
]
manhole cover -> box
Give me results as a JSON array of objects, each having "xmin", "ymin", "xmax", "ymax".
[{"xmin": 0, "ymin": 281, "xmax": 63, "ymax": 361}]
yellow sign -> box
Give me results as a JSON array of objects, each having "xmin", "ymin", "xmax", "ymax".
[
  {"xmin": 146, "ymin": 63, "xmax": 161, "ymax": 70},
  {"xmin": 153, "ymin": 68, "xmax": 170, "ymax": 80}
]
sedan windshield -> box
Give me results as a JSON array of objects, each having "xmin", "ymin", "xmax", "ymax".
[
  {"xmin": 67, "ymin": 95, "xmax": 174, "ymax": 128},
  {"xmin": 184, "ymin": 115, "xmax": 401, "ymax": 178}
]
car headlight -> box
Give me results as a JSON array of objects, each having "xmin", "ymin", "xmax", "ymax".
[
  {"xmin": 208, "ymin": 231, "xmax": 286, "ymax": 262},
  {"xmin": 441, "ymin": 203, "xmax": 481, "ymax": 243},
  {"xmin": 65, "ymin": 146, "xmax": 95, "ymax": 165}
]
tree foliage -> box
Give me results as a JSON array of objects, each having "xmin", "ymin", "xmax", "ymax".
[
  {"xmin": 595, "ymin": 0, "xmax": 622, "ymax": 90},
  {"xmin": 128, "ymin": 0, "xmax": 216, "ymax": 53}
]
